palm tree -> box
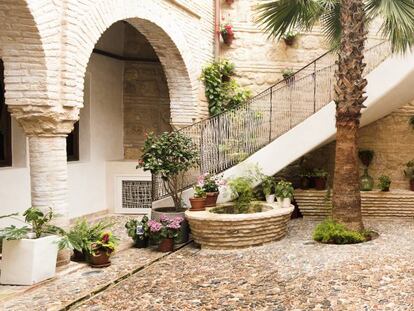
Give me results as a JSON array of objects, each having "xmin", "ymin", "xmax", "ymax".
[{"xmin": 256, "ymin": 0, "xmax": 414, "ymax": 231}]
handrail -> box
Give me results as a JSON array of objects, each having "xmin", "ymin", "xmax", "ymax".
[{"xmin": 152, "ymin": 41, "xmax": 391, "ymax": 201}]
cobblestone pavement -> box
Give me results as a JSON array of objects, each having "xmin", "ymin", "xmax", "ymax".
[{"xmin": 73, "ymin": 219, "xmax": 414, "ymax": 311}]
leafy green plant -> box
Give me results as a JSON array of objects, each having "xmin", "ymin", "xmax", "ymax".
[
  {"xmin": 59, "ymin": 218, "xmax": 113, "ymax": 254},
  {"xmin": 125, "ymin": 216, "xmax": 149, "ymax": 242},
  {"xmin": 0, "ymin": 207, "xmax": 63, "ymax": 240},
  {"xmin": 139, "ymin": 131, "xmax": 199, "ymax": 211},
  {"xmin": 193, "ymin": 185, "xmax": 206, "ymax": 198},
  {"xmin": 378, "ymin": 175, "xmax": 391, "ymax": 191},
  {"xmin": 275, "ymin": 180, "xmax": 294, "ymax": 199},
  {"xmin": 313, "ymin": 219, "xmax": 366, "ymax": 244},
  {"xmin": 404, "ymin": 160, "xmax": 414, "ymax": 180},
  {"xmin": 228, "ymin": 177, "xmax": 255, "ymax": 213},
  {"xmin": 313, "ymin": 168, "xmax": 328, "ymax": 179},
  {"xmin": 91, "ymin": 232, "xmax": 119, "ymax": 256},
  {"xmin": 200, "ymin": 60, "xmax": 251, "ymax": 115},
  {"xmin": 261, "ymin": 175, "xmax": 275, "ymax": 196},
  {"xmin": 281, "ymin": 68, "xmax": 295, "ymax": 80}
]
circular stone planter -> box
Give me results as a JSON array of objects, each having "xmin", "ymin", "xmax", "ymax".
[{"xmin": 185, "ymin": 202, "xmax": 294, "ymax": 250}]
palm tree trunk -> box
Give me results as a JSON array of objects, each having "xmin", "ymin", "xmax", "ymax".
[{"xmin": 332, "ymin": 0, "xmax": 367, "ymax": 231}]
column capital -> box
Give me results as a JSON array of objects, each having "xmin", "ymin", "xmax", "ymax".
[{"xmin": 8, "ymin": 106, "xmax": 80, "ymax": 136}]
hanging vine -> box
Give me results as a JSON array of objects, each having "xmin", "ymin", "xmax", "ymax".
[{"xmin": 200, "ymin": 59, "xmax": 251, "ymax": 116}]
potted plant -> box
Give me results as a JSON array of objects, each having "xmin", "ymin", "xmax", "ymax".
[
  {"xmin": 198, "ymin": 173, "xmax": 225, "ymax": 207},
  {"xmin": 299, "ymin": 169, "xmax": 312, "ymax": 190},
  {"xmin": 261, "ymin": 175, "xmax": 275, "ymax": 203},
  {"xmin": 139, "ymin": 131, "xmax": 198, "ymax": 243},
  {"xmin": 148, "ymin": 216, "xmax": 184, "ymax": 252},
  {"xmin": 281, "ymin": 68, "xmax": 295, "ymax": 85},
  {"xmin": 88, "ymin": 232, "xmax": 119, "ymax": 268},
  {"xmin": 228, "ymin": 176, "xmax": 255, "ymax": 213},
  {"xmin": 59, "ymin": 218, "xmax": 113, "ymax": 262},
  {"xmin": 125, "ymin": 216, "xmax": 150, "ymax": 248},
  {"xmin": 282, "ymin": 31, "xmax": 298, "ymax": 46},
  {"xmin": 359, "ymin": 149, "xmax": 375, "ymax": 191},
  {"xmin": 275, "ymin": 180, "xmax": 294, "ymax": 208},
  {"xmin": 189, "ymin": 185, "xmax": 207, "ymax": 211},
  {"xmin": 313, "ymin": 168, "xmax": 328, "ymax": 190},
  {"xmin": 225, "ymin": 0, "xmax": 234, "ymax": 4},
  {"xmin": 220, "ymin": 23, "xmax": 234, "ymax": 45},
  {"xmin": 0, "ymin": 207, "xmax": 64, "ymax": 285},
  {"xmin": 378, "ymin": 175, "xmax": 391, "ymax": 192},
  {"xmin": 404, "ymin": 160, "xmax": 414, "ymax": 191}
]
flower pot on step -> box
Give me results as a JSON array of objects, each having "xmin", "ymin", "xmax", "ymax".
[
  {"xmin": 1, "ymin": 235, "xmax": 59, "ymax": 285},
  {"xmin": 189, "ymin": 197, "xmax": 207, "ymax": 211},
  {"xmin": 89, "ymin": 250, "xmax": 111, "ymax": 268},
  {"xmin": 205, "ymin": 192, "xmax": 219, "ymax": 207},
  {"xmin": 158, "ymin": 238, "xmax": 174, "ymax": 252},
  {"xmin": 134, "ymin": 237, "xmax": 149, "ymax": 249}
]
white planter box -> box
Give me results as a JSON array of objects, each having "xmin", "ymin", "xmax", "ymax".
[{"xmin": 1, "ymin": 235, "xmax": 59, "ymax": 285}]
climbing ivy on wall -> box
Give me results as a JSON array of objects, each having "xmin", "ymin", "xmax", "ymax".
[{"xmin": 200, "ymin": 59, "xmax": 251, "ymax": 116}]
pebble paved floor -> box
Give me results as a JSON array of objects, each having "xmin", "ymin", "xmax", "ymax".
[{"xmin": 72, "ymin": 219, "xmax": 414, "ymax": 311}]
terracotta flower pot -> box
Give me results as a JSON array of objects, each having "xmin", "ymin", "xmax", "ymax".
[
  {"xmin": 284, "ymin": 37, "xmax": 295, "ymax": 46},
  {"xmin": 314, "ymin": 177, "xmax": 326, "ymax": 190},
  {"xmin": 410, "ymin": 179, "xmax": 414, "ymax": 191},
  {"xmin": 189, "ymin": 197, "xmax": 206, "ymax": 211},
  {"xmin": 158, "ymin": 238, "xmax": 174, "ymax": 252},
  {"xmin": 205, "ymin": 192, "xmax": 219, "ymax": 207},
  {"xmin": 221, "ymin": 32, "xmax": 234, "ymax": 45},
  {"xmin": 89, "ymin": 250, "xmax": 111, "ymax": 268},
  {"xmin": 225, "ymin": 0, "xmax": 234, "ymax": 4}
]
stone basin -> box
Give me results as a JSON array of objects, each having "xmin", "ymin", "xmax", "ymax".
[{"xmin": 185, "ymin": 202, "xmax": 294, "ymax": 250}]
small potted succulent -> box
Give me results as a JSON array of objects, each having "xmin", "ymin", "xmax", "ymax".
[
  {"xmin": 404, "ymin": 160, "xmax": 414, "ymax": 191},
  {"xmin": 313, "ymin": 168, "xmax": 328, "ymax": 190},
  {"xmin": 275, "ymin": 180, "xmax": 294, "ymax": 208},
  {"xmin": 148, "ymin": 216, "xmax": 184, "ymax": 252},
  {"xmin": 189, "ymin": 185, "xmax": 207, "ymax": 211},
  {"xmin": 359, "ymin": 149, "xmax": 375, "ymax": 191},
  {"xmin": 125, "ymin": 216, "xmax": 150, "ymax": 248},
  {"xmin": 198, "ymin": 173, "xmax": 226, "ymax": 207},
  {"xmin": 88, "ymin": 232, "xmax": 119, "ymax": 268},
  {"xmin": 220, "ymin": 23, "xmax": 234, "ymax": 45},
  {"xmin": 282, "ymin": 31, "xmax": 298, "ymax": 46},
  {"xmin": 378, "ymin": 175, "xmax": 391, "ymax": 192},
  {"xmin": 261, "ymin": 175, "xmax": 275, "ymax": 203},
  {"xmin": 281, "ymin": 68, "xmax": 295, "ymax": 85},
  {"xmin": 0, "ymin": 207, "xmax": 64, "ymax": 285}
]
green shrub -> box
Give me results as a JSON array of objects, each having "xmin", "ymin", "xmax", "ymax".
[
  {"xmin": 378, "ymin": 175, "xmax": 391, "ymax": 191},
  {"xmin": 228, "ymin": 177, "xmax": 254, "ymax": 213},
  {"xmin": 313, "ymin": 219, "xmax": 366, "ymax": 244}
]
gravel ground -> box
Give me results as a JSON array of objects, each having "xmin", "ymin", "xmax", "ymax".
[{"xmin": 73, "ymin": 219, "xmax": 414, "ymax": 311}]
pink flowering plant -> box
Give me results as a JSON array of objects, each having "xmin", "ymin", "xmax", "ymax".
[
  {"xmin": 148, "ymin": 216, "xmax": 184, "ymax": 241},
  {"xmin": 220, "ymin": 23, "xmax": 234, "ymax": 36},
  {"xmin": 198, "ymin": 173, "xmax": 226, "ymax": 193}
]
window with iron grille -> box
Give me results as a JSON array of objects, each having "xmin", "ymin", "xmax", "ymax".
[
  {"xmin": 0, "ymin": 59, "xmax": 11, "ymax": 167},
  {"xmin": 122, "ymin": 180, "xmax": 152, "ymax": 209}
]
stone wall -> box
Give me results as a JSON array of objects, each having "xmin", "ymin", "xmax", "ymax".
[{"xmin": 122, "ymin": 24, "xmax": 171, "ymax": 159}]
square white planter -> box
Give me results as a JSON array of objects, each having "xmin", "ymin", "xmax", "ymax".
[{"xmin": 1, "ymin": 235, "xmax": 59, "ymax": 285}]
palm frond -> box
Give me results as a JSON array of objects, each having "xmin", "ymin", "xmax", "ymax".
[
  {"xmin": 255, "ymin": 0, "xmax": 324, "ymax": 40},
  {"xmin": 366, "ymin": 0, "xmax": 414, "ymax": 53},
  {"xmin": 320, "ymin": 1, "xmax": 341, "ymax": 49}
]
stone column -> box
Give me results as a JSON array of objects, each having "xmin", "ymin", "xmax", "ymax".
[{"xmin": 28, "ymin": 135, "xmax": 71, "ymax": 266}]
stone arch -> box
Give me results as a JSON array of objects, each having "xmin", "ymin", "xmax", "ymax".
[{"xmin": 64, "ymin": 0, "xmax": 198, "ymax": 126}]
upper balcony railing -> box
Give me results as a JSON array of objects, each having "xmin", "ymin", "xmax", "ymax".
[{"xmin": 152, "ymin": 41, "xmax": 391, "ymax": 201}]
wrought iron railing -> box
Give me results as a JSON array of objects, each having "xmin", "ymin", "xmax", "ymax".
[{"xmin": 152, "ymin": 41, "xmax": 391, "ymax": 201}]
